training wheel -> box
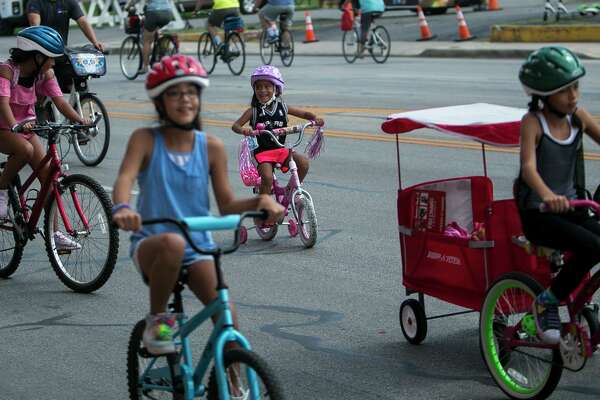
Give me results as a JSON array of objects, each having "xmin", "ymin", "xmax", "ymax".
[
  {"xmin": 288, "ymin": 219, "xmax": 298, "ymax": 237},
  {"xmin": 239, "ymin": 226, "xmax": 248, "ymax": 244},
  {"xmin": 399, "ymin": 298, "xmax": 427, "ymax": 345}
]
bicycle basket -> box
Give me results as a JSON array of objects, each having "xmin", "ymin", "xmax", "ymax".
[
  {"xmin": 223, "ymin": 15, "xmax": 244, "ymax": 32},
  {"xmin": 66, "ymin": 47, "xmax": 106, "ymax": 78},
  {"xmin": 125, "ymin": 15, "xmax": 142, "ymax": 34}
]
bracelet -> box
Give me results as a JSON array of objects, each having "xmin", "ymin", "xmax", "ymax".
[
  {"xmin": 111, "ymin": 203, "xmax": 130, "ymax": 214},
  {"xmin": 10, "ymin": 123, "xmax": 18, "ymax": 133}
]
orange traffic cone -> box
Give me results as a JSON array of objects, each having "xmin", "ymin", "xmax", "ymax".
[
  {"xmin": 303, "ymin": 11, "xmax": 319, "ymax": 43},
  {"xmin": 416, "ymin": 6, "xmax": 436, "ymax": 41},
  {"xmin": 455, "ymin": 5, "xmax": 476, "ymax": 41},
  {"xmin": 487, "ymin": 0, "xmax": 502, "ymax": 11}
]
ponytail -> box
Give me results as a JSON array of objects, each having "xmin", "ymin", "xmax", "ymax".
[{"xmin": 528, "ymin": 95, "xmax": 543, "ymax": 112}]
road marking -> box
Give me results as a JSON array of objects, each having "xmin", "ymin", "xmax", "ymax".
[{"xmin": 107, "ymin": 109, "xmax": 600, "ymax": 161}]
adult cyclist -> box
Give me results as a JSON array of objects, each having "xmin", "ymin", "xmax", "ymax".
[
  {"xmin": 342, "ymin": 0, "xmax": 384, "ymax": 57},
  {"xmin": 194, "ymin": 0, "xmax": 240, "ymax": 51},
  {"xmin": 254, "ymin": 0, "xmax": 295, "ymax": 43}
]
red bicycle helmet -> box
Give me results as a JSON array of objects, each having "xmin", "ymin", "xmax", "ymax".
[{"xmin": 146, "ymin": 55, "xmax": 209, "ymax": 99}]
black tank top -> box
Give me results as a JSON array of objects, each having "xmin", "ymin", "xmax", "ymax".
[{"xmin": 250, "ymin": 97, "xmax": 288, "ymax": 154}]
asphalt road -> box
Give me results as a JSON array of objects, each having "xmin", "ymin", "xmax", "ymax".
[{"xmin": 1, "ymin": 53, "xmax": 600, "ymax": 400}]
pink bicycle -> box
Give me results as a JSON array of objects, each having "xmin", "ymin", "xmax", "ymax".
[
  {"xmin": 0, "ymin": 118, "xmax": 119, "ymax": 293},
  {"xmin": 238, "ymin": 120, "xmax": 324, "ymax": 248}
]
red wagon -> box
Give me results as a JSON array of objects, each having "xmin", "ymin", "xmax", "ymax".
[{"xmin": 381, "ymin": 103, "xmax": 568, "ymax": 344}]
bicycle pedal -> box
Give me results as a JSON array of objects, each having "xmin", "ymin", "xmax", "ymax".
[{"xmin": 57, "ymin": 249, "xmax": 73, "ymax": 255}]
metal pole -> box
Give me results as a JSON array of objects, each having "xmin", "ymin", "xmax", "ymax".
[
  {"xmin": 396, "ymin": 134, "xmax": 402, "ymax": 190},
  {"xmin": 481, "ymin": 143, "xmax": 488, "ymax": 177}
]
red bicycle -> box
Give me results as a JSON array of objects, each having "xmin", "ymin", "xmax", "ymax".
[{"xmin": 0, "ymin": 118, "xmax": 119, "ymax": 293}]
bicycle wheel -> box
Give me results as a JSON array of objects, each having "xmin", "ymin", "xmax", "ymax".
[
  {"xmin": 259, "ymin": 29, "xmax": 274, "ymax": 65},
  {"xmin": 207, "ymin": 348, "xmax": 284, "ymax": 400},
  {"xmin": 44, "ymin": 174, "xmax": 119, "ymax": 293},
  {"xmin": 479, "ymin": 272, "xmax": 562, "ymax": 400},
  {"xmin": 127, "ymin": 319, "xmax": 184, "ymax": 400},
  {"xmin": 295, "ymin": 194, "xmax": 317, "ymax": 248},
  {"xmin": 0, "ymin": 185, "xmax": 24, "ymax": 278},
  {"xmin": 197, "ymin": 32, "xmax": 217, "ymax": 74},
  {"xmin": 279, "ymin": 29, "xmax": 294, "ymax": 67},
  {"xmin": 73, "ymin": 93, "xmax": 110, "ymax": 167},
  {"xmin": 120, "ymin": 36, "xmax": 142, "ymax": 80},
  {"xmin": 157, "ymin": 35, "xmax": 179, "ymax": 59},
  {"xmin": 342, "ymin": 29, "xmax": 359, "ymax": 64},
  {"xmin": 369, "ymin": 25, "xmax": 391, "ymax": 64},
  {"xmin": 225, "ymin": 32, "xmax": 246, "ymax": 76}
]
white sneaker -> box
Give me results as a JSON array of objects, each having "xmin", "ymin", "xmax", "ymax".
[
  {"xmin": 53, "ymin": 231, "xmax": 82, "ymax": 251},
  {"xmin": 143, "ymin": 313, "xmax": 176, "ymax": 355},
  {"xmin": 0, "ymin": 189, "xmax": 8, "ymax": 219}
]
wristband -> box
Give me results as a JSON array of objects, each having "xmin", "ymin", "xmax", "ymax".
[
  {"xmin": 10, "ymin": 123, "xmax": 19, "ymax": 133},
  {"xmin": 111, "ymin": 203, "xmax": 130, "ymax": 214}
]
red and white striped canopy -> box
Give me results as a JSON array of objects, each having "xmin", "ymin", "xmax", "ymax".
[{"xmin": 381, "ymin": 103, "xmax": 527, "ymax": 147}]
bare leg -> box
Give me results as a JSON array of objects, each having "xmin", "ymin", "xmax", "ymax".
[
  {"xmin": 292, "ymin": 153, "xmax": 309, "ymax": 183},
  {"xmin": 0, "ymin": 130, "xmax": 34, "ymax": 189},
  {"xmin": 257, "ymin": 163, "xmax": 274, "ymax": 195},
  {"xmin": 142, "ymin": 30, "xmax": 155, "ymax": 71}
]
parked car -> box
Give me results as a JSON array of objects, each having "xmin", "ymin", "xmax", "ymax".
[
  {"xmin": 177, "ymin": 0, "xmax": 256, "ymax": 15},
  {"xmin": 0, "ymin": 0, "xmax": 27, "ymax": 35},
  {"xmin": 384, "ymin": 0, "xmax": 482, "ymax": 14}
]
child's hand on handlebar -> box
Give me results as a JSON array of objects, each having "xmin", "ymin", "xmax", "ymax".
[
  {"xmin": 314, "ymin": 117, "xmax": 325, "ymax": 127},
  {"xmin": 542, "ymin": 194, "xmax": 571, "ymax": 213},
  {"xmin": 241, "ymin": 127, "xmax": 254, "ymax": 136},
  {"xmin": 257, "ymin": 194, "xmax": 285, "ymax": 225},
  {"xmin": 113, "ymin": 208, "xmax": 142, "ymax": 231},
  {"xmin": 20, "ymin": 121, "xmax": 35, "ymax": 132}
]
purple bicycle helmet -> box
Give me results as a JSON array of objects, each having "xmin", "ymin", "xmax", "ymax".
[{"xmin": 250, "ymin": 65, "xmax": 284, "ymax": 94}]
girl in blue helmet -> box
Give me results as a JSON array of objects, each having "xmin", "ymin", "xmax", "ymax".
[
  {"xmin": 516, "ymin": 46, "xmax": 600, "ymax": 344},
  {"xmin": 232, "ymin": 65, "xmax": 324, "ymax": 196},
  {"xmin": 0, "ymin": 26, "xmax": 89, "ymax": 249}
]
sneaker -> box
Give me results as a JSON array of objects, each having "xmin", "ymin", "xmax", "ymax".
[
  {"xmin": 228, "ymin": 368, "xmax": 249, "ymax": 400},
  {"xmin": 357, "ymin": 43, "xmax": 365, "ymax": 59},
  {"xmin": 0, "ymin": 189, "xmax": 8, "ymax": 220},
  {"xmin": 532, "ymin": 290, "xmax": 561, "ymax": 344},
  {"xmin": 231, "ymin": 387, "xmax": 249, "ymax": 400},
  {"xmin": 76, "ymin": 132, "xmax": 90, "ymax": 145},
  {"xmin": 143, "ymin": 313, "xmax": 176, "ymax": 355},
  {"xmin": 53, "ymin": 231, "xmax": 82, "ymax": 251}
]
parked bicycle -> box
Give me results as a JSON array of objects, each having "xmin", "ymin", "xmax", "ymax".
[
  {"xmin": 197, "ymin": 15, "xmax": 246, "ymax": 76},
  {"xmin": 544, "ymin": 0, "xmax": 569, "ymax": 22},
  {"xmin": 119, "ymin": 10, "xmax": 179, "ymax": 80},
  {"xmin": 480, "ymin": 199, "xmax": 600, "ymax": 400},
  {"xmin": 259, "ymin": 15, "xmax": 295, "ymax": 67},
  {"xmin": 238, "ymin": 121, "xmax": 322, "ymax": 248},
  {"xmin": 342, "ymin": 14, "xmax": 390, "ymax": 64},
  {"xmin": 37, "ymin": 45, "xmax": 110, "ymax": 167},
  {"xmin": 0, "ymin": 118, "xmax": 119, "ymax": 293},
  {"xmin": 126, "ymin": 213, "xmax": 284, "ymax": 400}
]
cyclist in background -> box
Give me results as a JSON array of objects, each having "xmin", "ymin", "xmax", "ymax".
[
  {"xmin": 254, "ymin": 0, "xmax": 294, "ymax": 43},
  {"xmin": 515, "ymin": 46, "xmax": 600, "ymax": 344},
  {"xmin": 194, "ymin": 0, "xmax": 240, "ymax": 51},
  {"xmin": 125, "ymin": 0, "xmax": 174, "ymax": 74},
  {"xmin": 0, "ymin": 27, "xmax": 88, "ymax": 249},
  {"xmin": 343, "ymin": 0, "xmax": 384, "ymax": 57},
  {"xmin": 27, "ymin": 0, "xmax": 106, "ymax": 94}
]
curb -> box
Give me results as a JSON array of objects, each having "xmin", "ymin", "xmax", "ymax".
[{"xmin": 491, "ymin": 24, "xmax": 600, "ymax": 42}]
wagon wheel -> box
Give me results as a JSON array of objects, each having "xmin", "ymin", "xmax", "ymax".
[{"xmin": 399, "ymin": 298, "xmax": 427, "ymax": 345}]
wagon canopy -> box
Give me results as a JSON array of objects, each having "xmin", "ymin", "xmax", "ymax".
[{"xmin": 381, "ymin": 103, "xmax": 527, "ymax": 147}]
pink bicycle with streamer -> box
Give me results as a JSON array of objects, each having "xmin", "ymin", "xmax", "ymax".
[{"xmin": 238, "ymin": 120, "xmax": 325, "ymax": 247}]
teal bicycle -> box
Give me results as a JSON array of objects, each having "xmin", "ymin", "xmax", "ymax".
[{"xmin": 126, "ymin": 212, "xmax": 284, "ymax": 400}]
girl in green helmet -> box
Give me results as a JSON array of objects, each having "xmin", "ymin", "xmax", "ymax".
[{"xmin": 516, "ymin": 46, "xmax": 600, "ymax": 344}]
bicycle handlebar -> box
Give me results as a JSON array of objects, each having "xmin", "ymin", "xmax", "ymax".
[
  {"xmin": 249, "ymin": 120, "xmax": 324, "ymax": 149},
  {"xmin": 17, "ymin": 113, "xmax": 102, "ymax": 134},
  {"xmin": 540, "ymin": 199, "xmax": 600, "ymax": 214},
  {"xmin": 141, "ymin": 211, "xmax": 268, "ymax": 256}
]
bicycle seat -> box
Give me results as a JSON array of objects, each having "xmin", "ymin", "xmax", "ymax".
[
  {"xmin": 512, "ymin": 235, "xmax": 565, "ymax": 266},
  {"xmin": 371, "ymin": 12, "xmax": 383, "ymax": 19}
]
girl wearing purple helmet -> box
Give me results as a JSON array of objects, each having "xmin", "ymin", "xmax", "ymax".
[{"xmin": 232, "ymin": 65, "xmax": 324, "ymax": 196}]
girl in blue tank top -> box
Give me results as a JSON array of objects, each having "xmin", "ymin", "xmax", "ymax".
[
  {"xmin": 517, "ymin": 47, "xmax": 600, "ymax": 345},
  {"xmin": 111, "ymin": 55, "xmax": 283, "ymax": 358}
]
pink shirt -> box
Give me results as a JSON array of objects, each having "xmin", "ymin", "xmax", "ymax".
[{"xmin": 0, "ymin": 61, "xmax": 63, "ymax": 130}]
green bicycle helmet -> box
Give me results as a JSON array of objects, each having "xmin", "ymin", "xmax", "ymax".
[{"xmin": 519, "ymin": 46, "xmax": 585, "ymax": 96}]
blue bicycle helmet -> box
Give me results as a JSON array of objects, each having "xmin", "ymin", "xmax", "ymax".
[{"xmin": 17, "ymin": 26, "xmax": 64, "ymax": 58}]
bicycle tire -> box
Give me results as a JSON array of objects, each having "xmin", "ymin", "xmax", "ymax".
[
  {"xmin": 225, "ymin": 31, "xmax": 246, "ymax": 76},
  {"xmin": 279, "ymin": 29, "xmax": 294, "ymax": 67},
  {"xmin": 0, "ymin": 184, "xmax": 24, "ymax": 278},
  {"xmin": 207, "ymin": 348, "xmax": 284, "ymax": 400},
  {"xmin": 120, "ymin": 36, "xmax": 142, "ymax": 80},
  {"xmin": 127, "ymin": 319, "xmax": 184, "ymax": 400},
  {"xmin": 342, "ymin": 29, "xmax": 359, "ymax": 64},
  {"xmin": 479, "ymin": 272, "xmax": 562, "ymax": 400},
  {"xmin": 259, "ymin": 29, "xmax": 274, "ymax": 65},
  {"xmin": 197, "ymin": 32, "xmax": 217, "ymax": 74},
  {"xmin": 157, "ymin": 35, "xmax": 179, "ymax": 59},
  {"xmin": 44, "ymin": 174, "xmax": 119, "ymax": 293},
  {"xmin": 369, "ymin": 25, "xmax": 391, "ymax": 64},
  {"xmin": 73, "ymin": 93, "xmax": 110, "ymax": 167},
  {"xmin": 295, "ymin": 194, "xmax": 317, "ymax": 248}
]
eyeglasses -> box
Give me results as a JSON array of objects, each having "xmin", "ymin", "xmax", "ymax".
[{"xmin": 164, "ymin": 88, "xmax": 200, "ymax": 100}]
